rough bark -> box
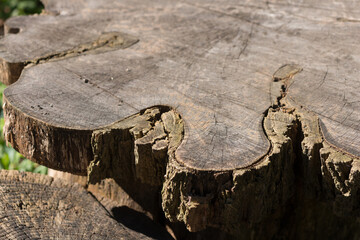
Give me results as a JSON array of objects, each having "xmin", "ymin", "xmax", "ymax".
[
  {"xmin": 46, "ymin": 71, "xmax": 360, "ymax": 238},
  {"xmin": 0, "ymin": 0, "xmax": 359, "ymax": 239}
]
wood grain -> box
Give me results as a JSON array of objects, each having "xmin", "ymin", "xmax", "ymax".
[
  {"xmin": 1, "ymin": 0, "xmax": 359, "ymax": 237},
  {"xmin": 0, "ymin": 170, "xmax": 159, "ymax": 239},
  {"xmin": 0, "ymin": 0, "xmax": 359, "ymax": 172}
]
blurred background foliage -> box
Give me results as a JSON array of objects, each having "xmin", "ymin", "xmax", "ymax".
[
  {"xmin": 0, "ymin": 0, "xmax": 43, "ymax": 20},
  {"xmin": 0, "ymin": 0, "xmax": 46, "ymax": 174}
]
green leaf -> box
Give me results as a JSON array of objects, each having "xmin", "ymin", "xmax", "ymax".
[
  {"xmin": 1, "ymin": 0, "xmax": 43, "ymax": 20},
  {"xmin": 7, "ymin": 148, "xmax": 20, "ymax": 169},
  {"xmin": 10, "ymin": 8, "xmax": 20, "ymax": 17},
  {"xmin": 1, "ymin": 153, "xmax": 9, "ymax": 169},
  {"xmin": 34, "ymin": 165, "xmax": 47, "ymax": 174},
  {"xmin": 0, "ymin": 144, "xmax": 4, "ymax": 156},
  {"xmin": 18, "ymin": 159, "xmax": 35, "ymax": 172},
  {"xmin": 7, "ymin": 147, "xmax": 20, "ymax": 162}
]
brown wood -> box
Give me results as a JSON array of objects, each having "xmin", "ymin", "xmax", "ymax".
[
  {"xmin": 0, "ymin": 0, "xmax": 359, "ymax": 238},
  {"xmin": 0, "ymin": 170, "xmax": 169, "ymax": 240},
  {"xmin": 1, "ymin": 0, "xmax": 359, "ymax": 174},
  {"xmin": 1, "ymin": 0, "xmax": 272, "ymax": 173}
]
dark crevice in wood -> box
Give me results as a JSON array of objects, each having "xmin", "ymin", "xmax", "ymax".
[
  {"xmin": 88, "ymin": 105, "xmax": 178, "ymax": 183},
  {"xmin": 3, "ymin": 70, "xmax": 360, "ymax": 239},
  {"xmin": 85, "ymin": 106, "xmax": 183, "ymax": 231},
  {"xmin": 26, "ymin": 32, "xmax": 139, "ymax": 66},
  {"xmin": 257, "ymin": 99, "xmax": 360, "ymax": 239},
  {"xmin": 279, "ymin": 118, "xmax": 305, "ymax": 238},
  {"xmin": 336, "ymin": 17, "xmax": 360, "ymax": 22},
  {"xmin": 0, "ymin": 32, "xmax": 138, "ymax": 85},
  {"xmin": 1, "ymin": 1, "xmax": 360, "ymax": 238},
  {"xmin": 0, "ymin": 24, "xmax": 4, "ymax": 37},
  {"xmin": 3, "ymin": 60, "xmax": 360, "ymax": 239},
  {"xmin": 110, "ymin": 206, "xmax": 174, "ymax": 240},
  {"xmin": 7, "ymin": 27, "xmax": 20, "ymax": 34}
]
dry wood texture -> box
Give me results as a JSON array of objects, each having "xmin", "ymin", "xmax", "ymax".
[
  {"xmin": 0, "ymin": 170, "xmax": 167, "ymax": 239},
  {"xmin": 0, "ymin": 0, "xmax": 359, "ymax": 239},
  {"xmin": 1, "ymin": 0, "xmax": 359, "ymax": 173}
]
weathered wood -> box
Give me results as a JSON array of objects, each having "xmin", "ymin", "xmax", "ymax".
[
  {"xmin": 0, "ymin": 0, "xmax": 359, "ymax": 238},
  {"xmin": 0, "ymin": 170, "xmax": 169, "ymax": 240},
  {"xmin": 1, "ymin": 0, "xmax": 272, "ymax": 173},
  {"xmin": 1, "ymin": 0, "xmax": 359, "ymax": 174},
  {"xmin": 47, "ymin": 168, "xmax": 181, "ymax": 239}
]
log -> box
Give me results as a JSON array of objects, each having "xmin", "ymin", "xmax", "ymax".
[
  {"xmin": 0, "ymin": 170, "xmax": 172, "ymax": 239},
  {"xmin": 0, "ymin": 0, "xmax": 359, "ymax": 239}
]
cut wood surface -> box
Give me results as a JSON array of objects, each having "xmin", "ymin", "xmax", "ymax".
[
  {"xmin": 0, "ymin": 170, "xmax": 167, "ymax": 240},
  {"xmin": 1, "ymin": 0, "xmax": 359, "ymax": 174},
  {"xmin": 0, "ymin": 0, "xmax": 360, "ymax": 238}
]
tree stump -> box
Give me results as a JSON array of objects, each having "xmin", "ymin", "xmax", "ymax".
[
  {"xmin": 0, "ymin": 170, "xmax": 173, "ymax": 239},
  {"xmin": 0, "ymin": 0, "xmax": 359, "ymax": 239}
]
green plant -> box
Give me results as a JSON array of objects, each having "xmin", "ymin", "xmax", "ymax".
[{"xmin": 0, "ymin": 0, "xmax": 43, "ymax": 20}]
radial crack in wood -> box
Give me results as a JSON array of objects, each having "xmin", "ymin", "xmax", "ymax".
[
  {"xmin": 1, "ymin": 0, "xmax": 358, "ymax": 173},
  {"xmin": 0, "ymin": 0, "xmax": 359, "ymax": 238},
  {"xmin": 1, "ymin": 0, "xmax": 274, "ymax": 172},
  {"xmin": 0, "ymin": 15, "xmax": 138, "ymax": 85}
]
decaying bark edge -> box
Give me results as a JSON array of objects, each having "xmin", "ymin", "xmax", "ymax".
[{"xmin": 3, "ymin": 64, "xmax": 360, "ymax": 238}]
